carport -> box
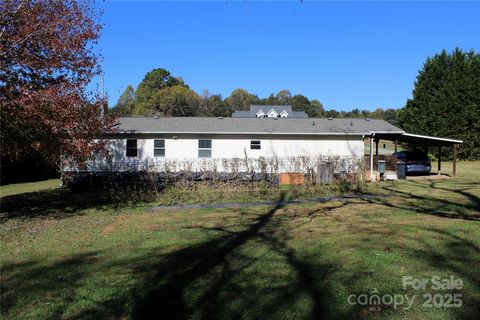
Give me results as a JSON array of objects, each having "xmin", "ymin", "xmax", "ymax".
[{"xmin": 367, "ymin": 132, "xmax": 463, "ymax": 179}]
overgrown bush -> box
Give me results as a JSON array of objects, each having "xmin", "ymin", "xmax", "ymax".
[{"xmin": 62, "ymin": 155, "xmax": 371, "ymax": 205}]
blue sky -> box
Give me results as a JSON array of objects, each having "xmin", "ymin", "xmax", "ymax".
[{"xmin": 96, "ymin": 1, "xmax": 480, "ymax": 111}]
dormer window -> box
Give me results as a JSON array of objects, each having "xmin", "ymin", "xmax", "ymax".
[
  {"xmin": 267, "ymin": 109, "xmax": 279, "ymax": 118},
  {"xmin": 233, "ymin": 105, "xmax": 307, "ymax": 118},
  {"xmin": 256, "ymin": 110, "xmax": 265, "ymax": 118}
]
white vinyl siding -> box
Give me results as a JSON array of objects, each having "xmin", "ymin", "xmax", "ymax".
[
  {"xmin": 76, "ymin": 135, "xmax": 365, "ymax": 173},
  {"xmin": 106, "ymin": 135, "xmax": 363, "ymax": 161},
  {"xmin": 211, "ymin": 138, "xmax": 363, "ymax": 159}
]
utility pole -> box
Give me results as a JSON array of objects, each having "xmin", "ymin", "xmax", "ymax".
[
  {"xmin": 100, "ymin": 73, "xmax": 107, "ymax": 116},
  {"xmin": 101, "ymin": 73, "xmax": 105, "ymax": 101}
]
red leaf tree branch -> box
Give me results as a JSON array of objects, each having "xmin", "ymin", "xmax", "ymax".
[{"xmin": 1, "ymin": 0, "xmax": 117, "ymax": 168}]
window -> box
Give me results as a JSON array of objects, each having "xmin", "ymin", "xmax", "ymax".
[
  {"xmin": 250, "ymin": 140, "xmax": 261, "ymax": 150},
  {"xmin": 154, "ymin": 139, "xmax": 165, "ymax": 157},
  {"xmin": 198, "ymin": 139, "xmax": 212, "ymax": 158},
  {"xmin": 126, "ymin": 139, "xmax": 137, "ymax": 157}
]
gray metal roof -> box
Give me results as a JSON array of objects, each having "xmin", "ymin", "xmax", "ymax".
[
  {"xmin": 290, "ymin": 111, "xmax": 309, "ymax": 118},
  {"xmin": 374, "ymin": 132, "xmax": 463, "ymax": 146},
  {"xmin": 232, "ymin": 105, "xmax": 308, "ymax": 118},
  {"xmin": 231, "ymin": 111, "xmax": 251, "ymax": 118},
  {"xmin": 115, "ymin": 117, "xmax": 404, "ymax": 136}
]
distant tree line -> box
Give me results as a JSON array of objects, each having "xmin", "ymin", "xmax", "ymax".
[{"xmin": 112, "ymin": 68, "xmax": 399, "ymax": 123}]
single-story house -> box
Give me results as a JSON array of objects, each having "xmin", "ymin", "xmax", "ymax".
[{"xmin": 64, "ymin": 116, "xmax": 463, "ymax": 179}]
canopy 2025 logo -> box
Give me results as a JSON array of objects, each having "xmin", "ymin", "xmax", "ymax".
[{"xmin": 347, "ymin": 275, "xmax": 463, "ymax": 312}]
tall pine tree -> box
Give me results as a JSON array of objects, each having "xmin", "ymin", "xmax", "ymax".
[{"xmin": 398, "ymin": 48, "xmax": 480, "ymax": 159}]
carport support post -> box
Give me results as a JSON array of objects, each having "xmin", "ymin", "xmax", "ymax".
[
  {"xmin": 375, "ymin": 138, "xmax": 379, "ymax": 156},
  {"xmin": 438, "ymin": 146, "xmax": 442, "ymax": 175},
  {"xmin": 370, "ymin": 137, "xmax": 374, "ymax": 180},
  {"xmin": 453, "ymin": 144, "xmax": 458, "ymax": 177}
]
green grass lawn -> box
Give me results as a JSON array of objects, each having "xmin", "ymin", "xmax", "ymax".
[
  {"xmin": 0, "ymin": 179, "xmax": 60, "ymax": 197},
  {"xmin": 1, "ymin": 162, "xmax": 479, "ymax": 319}
]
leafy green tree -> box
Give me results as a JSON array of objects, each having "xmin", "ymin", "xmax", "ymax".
[
  {"xmin": 209, "ymin": 95, "xmax": 234, "ymax": 117},
  {"xmin": 226, "ymin": 89, "xmax": 259, "ymax": 111},
  {"xmin": 361, "ymin": 110, "xmax": 370, "ymax": 119},
  {"xmin": 276, "ymin": 90, "xmax": 292, "ymax": 104},
  {"xmin": 155, "ymin": 85, "xmax": 200, "ymax": 116},
  {"xmin": 310, "ymin": 99, "xmax": 325, "ymax": 117},
  {"xmin": 262, "ymin": 93, "xmax": 279, "ymax": 105},
  {"xmin": 133, "ymin": 68, "xmax": 187, "ymax": 115},
  {"xmin": 325, "ymin": 109, "xmax": 339, "ymax": 118},
  {"xmin": 370, "ymin": 108, "xmax": 385, "ymax": 119},
  {"xmin": 199, "ymin": 90, "xmax": 231, "ymax": 116},
  {"xmin": 290, "ymin": 95, "xmax": 324, "ymax": 117},
  {"xmin": 384, "ymin": 108, "xmax": 398, "ymax": 125},
  {"xmin": 291, "ymin": 94, "xmax": 310, "ymax": 112},
  {"xmin": 398, "ymin": 48, "xmax": 480, "ymax": 159},
  {"xmin": 113, "ymin": 85, "xmax": 135, "ymax": 115},
  {"xmin": 350, "ymin": 108, "xmax": 361, "ymax": 117}
]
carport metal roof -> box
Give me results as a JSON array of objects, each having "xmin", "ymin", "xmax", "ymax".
[{"xmin": 372, "ymin": 132, "xmax": 463, "ymax": 147}]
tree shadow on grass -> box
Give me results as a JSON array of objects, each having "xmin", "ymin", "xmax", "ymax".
[
  {"xmin": 0, "ymin": 252, "xmax": 107, "ymax": 318},
  {"xmin": 129, "ymin": 192, "xmax": 343, "ymax": 319},
  {"xmin": 374, "ymin": 180, "xmax": 480, "ymax": 221},
  {"xmin": 427, "ymin": 180, "xmax": 480, "ymax": 212},
  {"xmin": 352, "ymin": 181, "xmax": 480, "ymax": 318},
  {"xmin": 344, "ymin": 222, "xmax": 480, "ymax": 320},
  {"xmin": 1, "ymin": 193, "xmax": 359, "ymax": 319},
  {"xmin": 0, "ymin": 187, "xmax": 145, "ymax": 222}
]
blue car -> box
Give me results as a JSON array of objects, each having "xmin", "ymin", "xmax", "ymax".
[{"xmin": 394, "ymin": 151, "xmax": 432, "ymax": 175}]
